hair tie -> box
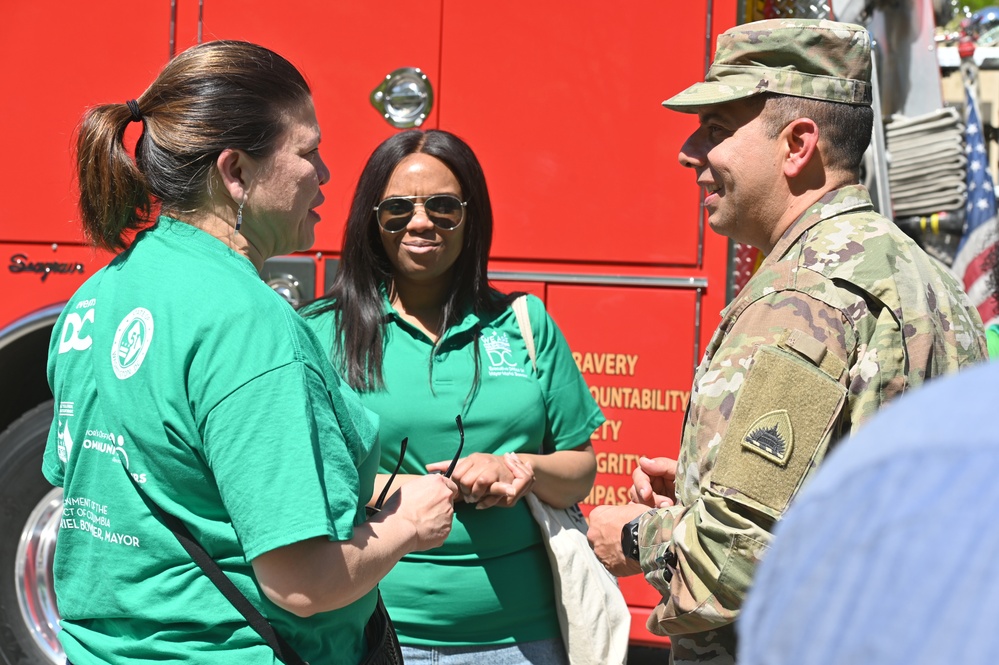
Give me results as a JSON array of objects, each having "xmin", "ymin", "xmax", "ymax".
[{"xmin": 126, "ymin": 99, "xmax": 142, "ymax": 123}]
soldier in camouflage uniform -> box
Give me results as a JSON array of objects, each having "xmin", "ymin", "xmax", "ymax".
[{"xmin": 587, "ymin": 18, "xmax": 987, "ymax": 664}]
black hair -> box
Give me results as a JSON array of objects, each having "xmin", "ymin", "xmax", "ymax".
[
  {"xmin": 307, "ymin": 129, "xmax": 502, "ymax": 391},
  {"xmin": 760, "ymin": 93, "xmax": 875, "ymax": 178}
]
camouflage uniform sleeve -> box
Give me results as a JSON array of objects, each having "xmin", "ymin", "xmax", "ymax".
[{"xmin": 638, "ymin": 287, "xmax": 854, "ymax": 639}]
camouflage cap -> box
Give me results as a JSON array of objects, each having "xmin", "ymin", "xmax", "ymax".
[{"xmin": 663, "ymin": 19, "xmax": 872, "ymax": 112}]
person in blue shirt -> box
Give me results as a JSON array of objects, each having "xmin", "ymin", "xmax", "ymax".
[{"xmin": 737, "ymin": 359, "xmax": 999, "ymax": 665}]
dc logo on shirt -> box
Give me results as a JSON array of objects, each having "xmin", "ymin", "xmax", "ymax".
[
  {"xmin": 111, "ymin": 308, "xmax": 154, "ymax": 380},
  {"xmin": 59, "ymin": 307, "xmax": 95, "ymax": 354},
  {"xmin": 483, "ymin": 331, "xmax": 527, "ymax": 378}
]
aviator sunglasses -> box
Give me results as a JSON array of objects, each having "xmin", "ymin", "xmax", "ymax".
[
  {"xmin": 369, "ymin": 415, "xmax": 465, "ymax": 513},
  {"xmin": 374, "ymin": 194, "xmax": 468, "ymax": 234}
]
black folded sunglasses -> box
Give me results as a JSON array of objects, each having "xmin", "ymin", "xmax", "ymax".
[{"xmin": 371, "ymin": 415, "xmax": 464, "ymax": 512}]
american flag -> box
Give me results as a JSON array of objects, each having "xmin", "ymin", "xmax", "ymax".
[{"xmin": 952, "ymin": 80, "xmax": 999, "ymax": 326}]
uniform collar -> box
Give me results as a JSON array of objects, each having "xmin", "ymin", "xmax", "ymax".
[
  {"xmin": 720, "ymin": 185, "xmax": 874, "ymax": 321},
  {"xmin": 767, "ymin": 185, "xmax": 874, "ymax": 263}
]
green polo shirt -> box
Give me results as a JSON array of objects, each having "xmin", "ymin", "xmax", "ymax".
[
  {"xmin": 303, "ymin": 291, "xmax": 604, "ymax": 646},
  {"xmin": 43, "ymin": 216, "xmax": 380, "ymax": 664}
]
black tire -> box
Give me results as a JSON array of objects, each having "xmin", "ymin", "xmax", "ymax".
[{"xmin": 0, "ymin": 400, "xmax": 63, "ymax": 665}]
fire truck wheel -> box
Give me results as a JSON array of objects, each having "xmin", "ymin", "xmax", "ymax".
[{"xmin": 0, "ymin": 400, "xmax": 64, "ymax": 665}]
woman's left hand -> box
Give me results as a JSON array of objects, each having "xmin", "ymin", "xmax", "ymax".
[
  {"xmin": 474, "ymin": 452, "xmax": 536, "ymax": 509},
  {"xmin": 425, "ymin": 452, "xmax": 535, "ymax": 508}
]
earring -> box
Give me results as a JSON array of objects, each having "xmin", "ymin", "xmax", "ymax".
[{"xmin": 235, "ymin": 195, "xmax": 246, "ymax": 234}]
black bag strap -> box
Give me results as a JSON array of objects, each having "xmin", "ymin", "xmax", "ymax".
[{"xmin": 121, "ymin": 465, "xmax": 308, "ymax": 665}]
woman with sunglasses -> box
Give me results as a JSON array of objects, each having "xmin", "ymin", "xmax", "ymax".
[
  {"xmin": 302, "ymin": 129, "xmax": 603, "ymax": 664},
  {"xmin": 44, "ymin": 41, "xmax": 457, "ymax": 665}
]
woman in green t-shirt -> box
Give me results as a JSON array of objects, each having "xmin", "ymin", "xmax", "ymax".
[
  {"xmin": 46, "ymin": 41, "xmax": 458, "ymax": 665},
  {"xmin": 303, "ymin": 130, "xmax": 603, "ymax": 664}
]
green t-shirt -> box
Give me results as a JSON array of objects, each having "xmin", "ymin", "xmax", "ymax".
[
  {"xmin": 304, "ymin": 292, "xmax": 604, "ymax": 646},
  {"xmin": 43, "ymin": 217, "xmax": 380, "ymax": 664},
  {"xmin": 987, "ymin": 323, "xmax": 999, "ymax": 359}
]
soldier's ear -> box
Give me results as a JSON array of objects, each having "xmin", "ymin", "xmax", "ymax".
[{"xmin": 781, "ymin": 118, "xmax": 819, "ymax": 178}]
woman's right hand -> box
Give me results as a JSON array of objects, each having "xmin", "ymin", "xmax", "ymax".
[
  {"xmin": 380, "ymin": 473, "xmax": 458, "ymax": 551},
  {"xmin": 254, "ymin": 473, "xmax": 457, "ymax": 616}
]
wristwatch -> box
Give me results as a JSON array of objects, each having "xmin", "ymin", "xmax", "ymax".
[{"xmin": 621, "ymin": 515, "xmax": 642, "ymax": 561}]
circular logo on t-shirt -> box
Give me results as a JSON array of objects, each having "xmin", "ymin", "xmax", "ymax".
[{"xmin": 111, "ymin": 307, "xmax": 154, "ymax": 379}]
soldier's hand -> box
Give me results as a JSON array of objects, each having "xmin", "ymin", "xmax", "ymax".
[
  {"xmin": 629, "ymin": 456, "xmax": 677, "ymax": 508},
  {"xmin": 587, "ymin": 503, "xmax": 647, "ymax": 577}
]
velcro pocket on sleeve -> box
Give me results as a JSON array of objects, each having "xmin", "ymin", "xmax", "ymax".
[{"xmin": 711, "ymin": 345, "xmax": 846, "ymax": 514}]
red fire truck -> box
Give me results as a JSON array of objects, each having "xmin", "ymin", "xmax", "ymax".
[{"xmin": 0, "ymin": 1, "xmax": 740, "ymax": 662}]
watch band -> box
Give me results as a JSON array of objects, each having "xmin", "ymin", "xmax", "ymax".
[{"xmin": 621, "ymin": 515, "xmax": 642, "ymax": 561}]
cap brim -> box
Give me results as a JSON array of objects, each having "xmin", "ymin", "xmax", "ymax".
[{"xmin": 662, "ymin": 81, "xmax": 767, "ymax": 112}]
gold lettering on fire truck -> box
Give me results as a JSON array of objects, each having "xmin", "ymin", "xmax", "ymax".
[
  {"xmin": 574, "ymin": 350, "xmax": 691, "ymax": 507},
  {"xmin": 590, "ymin": 419, "xmax": 623, "ymax": 441},
  {"xmin": 587, "ymin": 386, "xmax": 691, "ymax": 412},
  {"xmin": 572, "ymin": 352, "xmax": 639, "ymax": 376},
  {"xmin": 573, "ymin": 352, "xmax": 690, "ymax": 412},
  {"xmin": 595, "ymin": 452, "xmax": 641, "ymax": 475},
  {"xmin": 583, "ymin": 484, "xmax": 632, "ymax": 506}
]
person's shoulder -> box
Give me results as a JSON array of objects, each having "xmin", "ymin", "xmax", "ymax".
[
  {"xmin": 220, "ymin": 270, "xmax": 295, "ymax": 316},
  {"xmin": 500, "ymin": 291, "xmax": 552, "ymax": 330},
  {"xmin": 517, "ymin": 292, "xmax": 547, "ymax": 316},
  {"xmin": 807, "ymin": 208, "xmax": 920, "ymax": 273},
  {"xmin": 877, "ymin": 360, "xmax": 999, "ymax": 433},
  {"xmin": 797, "ymin": 207, "xmax": 950, "ymax": 302},
  {"xmin": 297, "ymin": 298, "xmax": 339, "ymax": 346},
  {"xmin": 739, "ymin": 262, "xmax": 853, "ymax": 323},
  {"xmin": 805, "ymin": 360, "xmax": 999, "ymax": 496},
  {"xmin": 64, "ymin": 266, "xmax": 108, "ymax": 303}
]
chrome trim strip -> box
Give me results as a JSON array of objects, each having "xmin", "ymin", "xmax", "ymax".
[{"xmin": 488, "ymin": 271, "xmax": 708, "ymax": 289}]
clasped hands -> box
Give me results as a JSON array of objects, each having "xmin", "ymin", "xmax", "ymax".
[
  {"xmin": 425, "ymin": 452, "xmax": 535, "ymax": 509},
  {"xmin": 587, "ymin": 456, "xmax": 677, "ymax": 577}
]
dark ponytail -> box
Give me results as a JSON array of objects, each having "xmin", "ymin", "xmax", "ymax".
[
  {"xmin": 74, "ymin": 40, "xmax": 312, "ymax": 252},
  {"xmin": 76, "ymin": 104, "xmax": 151, "ymax": 252}
]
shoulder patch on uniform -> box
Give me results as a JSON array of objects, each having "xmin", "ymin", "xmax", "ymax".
[
  {"xmin": 742, "ymin": 410, "xmax": 793, "ymax": 466},
  {"xmin": 712, "ymin": 345, "xmax": 847, "ymax": 513}
]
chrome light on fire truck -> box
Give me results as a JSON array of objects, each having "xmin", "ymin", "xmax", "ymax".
[
  {"xmin": 267, "ymin": 274, "xmax": 304, "ymax": 307},
  {"xmin": 16, "ymin": 487, "xmax": 63, "ymax": 663},
  {"xmin": 370, "ymin": 67, "xmax": 434, "ymax": 128},
  {"xmin": 262, "ymin": 256, "xmax": 316, "ymax": 307}
]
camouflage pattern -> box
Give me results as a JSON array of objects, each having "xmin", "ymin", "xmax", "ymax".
[
  {"xmin": 638, "ymin": 185, "xmax": 987, "ymax": 664},
  {"xmin": 663, "ymin": 19, "xmax": 873, "ymax": 111}
]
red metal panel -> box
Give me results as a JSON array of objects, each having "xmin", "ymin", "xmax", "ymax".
[
  {"xmin": 489, "ymin": 280, "xmax": 546, "ymax": 301},
  {"xmin": 196, "ymin": 0, "xmax": 443, "ymax": 255},
  {"xmin": 546, "ymin": 283, "xmax": 700, "ymax": 646},
  {"xmin": 0, "ymin": 1, "xmax": 169, "ymax": 245},
  {"xmin": 437, "ymin": 1, "xmax": 708, "ymax": 267}
]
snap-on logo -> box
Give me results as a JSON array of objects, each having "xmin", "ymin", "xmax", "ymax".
[
  {"xmin": 9, "ymin": 253, "xmax": 85, "ymax": 282},
  {"xmin": 111, "ymin": 308, "xmax": 154, "ymax": 379}
]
